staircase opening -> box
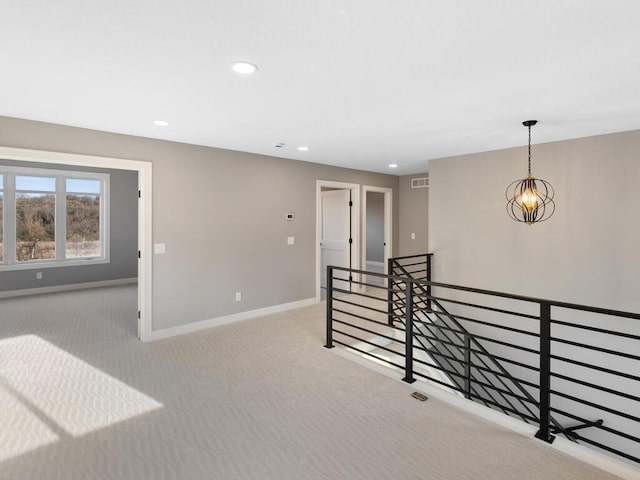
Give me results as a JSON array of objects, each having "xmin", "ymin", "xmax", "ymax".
[{"xmin": 324, "ymin": 254, "xmax": 640, "ymax": 467}]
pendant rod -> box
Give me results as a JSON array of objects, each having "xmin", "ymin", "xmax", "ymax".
[
  {"xmin": 528, "ymin": 124, "xmax": 532, "ymax": 176},
  {"xmin": 523, "ymin": 120, "xmax": 537, "ymax": 176}
]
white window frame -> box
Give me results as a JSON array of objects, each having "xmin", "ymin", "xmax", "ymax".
[
  {"xmin": 0, "ymin": 165, "xmax": 110, "ymax": 271},
  {"xmin": 0, "ymin": 173, "xmax": 3, "ymax": 265}
]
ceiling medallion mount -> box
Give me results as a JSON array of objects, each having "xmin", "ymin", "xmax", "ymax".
[{"xmin": 505, "ymin": 120, "xmax": 555, "ymax": 225}]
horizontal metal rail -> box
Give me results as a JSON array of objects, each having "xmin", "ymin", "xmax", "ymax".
[
  {"xmin": 550, "ymin": 354, "xmax": 640, "ymax": 381},
  {"xmin": 393, "ymin": 257, "xmax": 544, "ymax": 428},
  {"xmin": 412, "ymin": 345, "xmax": 540, "ymax": 391},
  {"xmin": 333, "ymin": 339, "xmax": 405, "ymax": 371},
  {"xmin": 333, "ymin": 330, "xmax": 404, "ymax": 357},
  {"xmin": 550, "ymin": 318, "xmax": 640, "ymax": 340},
  {"xmin": 325, "ymin": 255, "xmax": 640, "ymax": 465},
  {"xmin": 414, "ymin": 313, "xmax": 539, "ymax": 338},
  {"xmin": 428, "ymin": 295, "xmax": 541, "ymax": 321},
  {"xmin": 333, "ymin": 318, "xmax": 404, "ymax": 345},
  {"xmin": 333, "ymin": 306, "xmax": 393, "ymax": 325},
  {"xmin": 569, "ymin": 434, "xmax": 640, "ymax": 464},
  {"xmin": 550, "ymin": 337, "xmax": 640, "ymax": 361},
  {"xmin": 549, "ymin": 371, "xmax": 640, "ymax": 402},
  {"xmin": 550, "ymin": 407, "xmax": 640, "ymax": 444},
  {"xmin": 331, "ymin": 265, "xmax": 640, "ymax": 321},
  {"xmin": 412, "ymin": 357, "xmax": 537, "ymax": 405},
  {"xmin": 412, "ymin": 371, "xmax": 539, "ymax": 423}
]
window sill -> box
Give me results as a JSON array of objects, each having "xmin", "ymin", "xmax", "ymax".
[{"xmin": 0, "ymin": 258, "xmax": 110, "ymax": 272}]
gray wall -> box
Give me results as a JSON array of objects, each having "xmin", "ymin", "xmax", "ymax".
[
  {"xmin": 365, "ymin": 191, "xmax": 384, "ymax": 263},
  {"xmin": 429, "ymin": 129, "xmax": 640, "ymax": 459},
  {"xmin": 0, "ymin": 159, "xmax": 138, "ymax": 292},
  {"xmin": 429, "ymin": 131, "xmax": 639, "ymax": 311},
  {"xmin": 399, "ymin": 174, "xmax": 429, "ymax": 256},
  {"xmin": 0, "ymin": 116, "xmax": 399, "ymax": 331}
]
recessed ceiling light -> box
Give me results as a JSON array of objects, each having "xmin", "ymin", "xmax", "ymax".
[
  {"xmin": 232, "ymin": 61, "xmax": 258, "ymax": 74},
  {"xmin": 389, "ymin": 164, "xmax": 398, "ymax": 168},
  {"xmin": 298, "ymin": 146, "xmax": 309, "ymax": 151},
  {"xmin": 153, "ymin": 120, "xmax": 170, "ymax": 127}
]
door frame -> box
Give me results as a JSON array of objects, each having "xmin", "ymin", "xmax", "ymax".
[
  {"xmin": 0, "ymin": 146, "xmax": 153, "ymax": 341},
  {"xmin": 361, "ymin": 186, "xmax": 393, "ymax": 280},
  {"xmin": 316, "ymin": 180, "xmax": 360, "ymax": 302}
]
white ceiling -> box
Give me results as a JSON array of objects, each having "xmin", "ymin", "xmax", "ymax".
[{"xmin": 2, "ymin": 0, "xmax": 640, "ymax": 175}]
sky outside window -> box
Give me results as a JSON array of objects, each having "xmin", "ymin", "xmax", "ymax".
[
  {"xmin": 16, "ymin": 176, "xmax": 55, "ymax": 192},
  {"xmin": 66, "ymin": 178, "xmax": 101, "ymax": 194}
]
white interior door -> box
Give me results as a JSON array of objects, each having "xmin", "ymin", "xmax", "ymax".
[{"xmin": 321, "ymin": 189, "xmax": 351, "ymax": 290}]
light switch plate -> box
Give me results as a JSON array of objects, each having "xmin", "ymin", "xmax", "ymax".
[
  {"xmin": 154, "ymin": 243, "xmax": 166, "ymax": 254},
  {"xmin": 287, "ymin": 236, "xmax": 295, "ymax": 245}
]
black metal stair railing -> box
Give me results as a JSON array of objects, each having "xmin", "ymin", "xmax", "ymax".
[
  {"xmin": 324, "ymin": 258, "xmax": 640, "ymax": 465},
  {"xmin": 388, "ymin": 254, "xmax": 550, "ymax": 430}
]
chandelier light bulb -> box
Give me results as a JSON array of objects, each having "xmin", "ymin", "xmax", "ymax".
[
  {"xmin": 521, "ymin": 191, "xmax": 538, "ymax": 211},
  {"xmin": 520, "ymin": 182, "xmax": 539, "ymax": 211}
]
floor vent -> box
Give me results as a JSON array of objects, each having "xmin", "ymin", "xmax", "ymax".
[
  {"xmin": 411, "ymin": 177, "xmax": 429, "ymax": 189},
  {"xmin": 411, "ymin": 391, "xmax": 429, "ymax": 402}
]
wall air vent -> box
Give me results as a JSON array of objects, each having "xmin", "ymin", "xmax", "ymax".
[{"xmin": 411, "ymin": 177, "xmax": 429, "ymax": 189}]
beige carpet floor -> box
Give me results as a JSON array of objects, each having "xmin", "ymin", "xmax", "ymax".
[{"xmin": 0, "ymin": 285, "xmax": 625, "ymax": 479}]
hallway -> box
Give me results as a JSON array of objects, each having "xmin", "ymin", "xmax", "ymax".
[{"xmin": 0, "ymin": 286, "xmax": 622, "ymax": 479}]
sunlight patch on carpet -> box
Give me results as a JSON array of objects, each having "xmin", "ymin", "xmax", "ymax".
[
  {"xmin": 0, "ymin": 386, "xmax": 59, "ymax": 461},
  {"xmin": 0, "ymin": 335, "xmax": 162, "ymax": 460}
]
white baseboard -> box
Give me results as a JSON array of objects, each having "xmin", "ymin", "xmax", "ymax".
[
  {"xmin": 0, "ymin": 277, "xmax": 138, "ymax": 299},
  {"xmin": 148, "ymin": 297, "xmax": 318, "ymax": 342},
  {"xmin": 330, "ymin": 347, "xmax": 640, "ymax": 480}
]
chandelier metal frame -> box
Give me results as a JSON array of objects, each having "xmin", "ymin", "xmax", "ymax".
[{"xmin": 506, "ymin": 120, "xmax": 555, "ymax": 224}]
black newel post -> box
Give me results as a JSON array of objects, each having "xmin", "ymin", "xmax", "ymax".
[
  {"xmin": 426, "ymin": 254, "xmax": 432, "ymax": 312},
  {"xmin": 387, "ymin": 257, "xmax": 394, "ymax": 326},
  {"xmin": 402, "ymin": 281, "xmax": 416, "ymax": 384},
  {"xmin": 535, "ymin": 301, "xmax": 554, "ymax": 443},
  {"xmin": 464, "ymin": 333, "xmax": 471, "ymax": 399},
  {"xmin": 324, "ymin": 266, "xmax": 335, "ymax": 349}
]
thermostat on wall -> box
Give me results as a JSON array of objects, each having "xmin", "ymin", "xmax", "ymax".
[{"xmin": 285, "ymin": 212, "xmax": 294, "ymax": 221}]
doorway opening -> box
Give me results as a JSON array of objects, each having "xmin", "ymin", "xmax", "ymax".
[
  {"xmin": 362, "ymin": 186, "xmax": 392, "ymax": 288},
  {"xmin": 0, "ymin": 147, "xmax": 152, "ymax": 341},
  {"xmin": 316, "ymin": 180, "xmax": 360, "ymax": 302}
]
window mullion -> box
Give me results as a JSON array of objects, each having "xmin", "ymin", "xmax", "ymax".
[
  {"xmin": 55, "ymin": 176, "xmax": 66, "ymax": 261},
  {"xmin": 5, "ymin": 173, "xmax": 17, "ymax": 264},
  {"xmin": 102, "ymin": 175, "xmax": 110, "ymax": 259}
]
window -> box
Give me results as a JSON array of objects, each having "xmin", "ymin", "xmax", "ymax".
[
  {"xmin": 0, "ymin": 174, "xmax": 3, "ymax": 263},
  {"xmin": 0, "ymin": 166, "xmax": 109, "ymax": 270},
  {"xmin": 16, "ymin": 175, "xmax": 56, "ymax": 261},
  {"xmin": 66, "ymin": 178, "xmax": 102, "ymax": 259}
]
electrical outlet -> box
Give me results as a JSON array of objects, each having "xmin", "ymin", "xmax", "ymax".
[
  {"xmin": 411, "ymin": 233, "xmax": 416, "ymax": 240},
  {"xmin": 36, "ymin": 272, "xmax": 43, "ymax": 280},
  {"xmin": 287, "ymin": 236, "xmax": 295, "ymax": 245},
  {"xmin": 235, "ymin": 292, "xmax": 242, "ymax": 302}
]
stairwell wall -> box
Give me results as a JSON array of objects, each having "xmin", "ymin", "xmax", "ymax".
[
  {"xmin": 429, "ymin": 129, "xmax": 640, "ymax": 312},
  {"xmin": 428, "ymin": 129, "xmax": 640, "ymax": 463}
]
